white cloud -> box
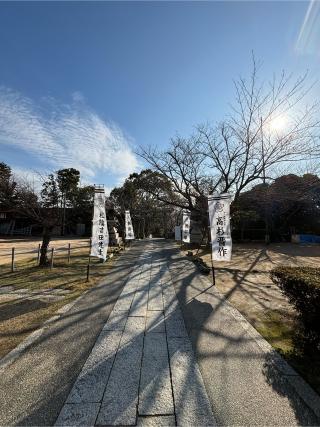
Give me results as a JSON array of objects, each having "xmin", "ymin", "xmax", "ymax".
[
  {"xmin": 0, "ymin": 87, "xmax": 140, "ymax": 183},
  {"xmin": 71, "ymin": 91, "xmax": 86, "ymax": 103},
  {"xmin": 295, "ymin": 0, "xmax": 320, "ymax": 56}
]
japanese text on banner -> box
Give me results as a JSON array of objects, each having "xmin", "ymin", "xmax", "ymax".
[
  {"xmin": 182, "ymin": 210, "xmax": 191, "ymax": 243},
  {"xmin": 208, "ymin": 193, "xmax": 232, "ymax": 261},
  {"xmin": 125, "ymin": 210, "xmax": 135, "ymax": 240},
  {"xmin": 91, "ymin": 189, "xmax": 109, "ymax": 261}
]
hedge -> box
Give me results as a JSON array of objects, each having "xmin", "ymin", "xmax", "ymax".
[{"xmin": 270, "ymin": 266, "xmax": 320, "ymax": 352}]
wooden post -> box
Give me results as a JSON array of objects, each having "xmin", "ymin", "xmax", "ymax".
[
  {"xmin": 37, "ymin": 243, "xmax": 41, "ymax": 265},
  {"xmin": 89, "ymin": 238, "xmax": 92, "ymax": 262},
  {"xmin": 67, "ymin": 243, "xmax": 71, "ymax": 264},
  {"xmin": 88, "ymin": 241, "xmax": 92, "ymax": 266},
  {"xmin": 50, "ymin": 248, "xmax": 54, "ymax": 269},
  {"xmin": 11, "ymin": 247, "xmax": 15, "ymax": 272},
  {"xmin": 86, "ymin": 264, "xmax": 90, "ymax": 282}
]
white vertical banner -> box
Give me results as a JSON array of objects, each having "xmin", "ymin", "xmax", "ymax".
[
  {"xmin": 125, "ymin": 210, "xmax": 135, "ymax": 240},
  {"xmin": 175, "ymin": 225, "xmax": 181, "ymax": 241},
  {"xmin": 208, "ymin": 193, "xmax": 232, "ymax": 261},
  {"xmin": 182, "ymin": 210, "xmax": 191, "ymax": 243},
  {"xmin": 91, "ymin": 188, "xmax": 109, "ymax": 261}
]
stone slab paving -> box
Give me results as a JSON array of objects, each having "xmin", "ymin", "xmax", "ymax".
[
  {"xmin": 55, "ymin": 242, "xmax": 216, "ymax": 426},
  {"xmin": 137, "ymin": 415, "xmax": 176, "ymax": 426},
  {"xmin": 66, "ymin": 330, "xmax": 122, "ymax": 404},
  {"xmin": 168, "ymin": 337, "xmax": 216, "ymax": 426},
  {"xmin": 146, "ymin": 311, "xmax": 165, "ymax": 334},
  {"xmin": 56, "ymin": 403, "xmax": 100, "ymax": 426},
  {"xmin": 138, "ymin": 333, "xmax": 174, "ymax": 416}
]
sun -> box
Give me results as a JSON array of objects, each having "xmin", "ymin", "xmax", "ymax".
[{"xmin": 269, "ymin": 115, "xmax": 287, "ymax": 133}]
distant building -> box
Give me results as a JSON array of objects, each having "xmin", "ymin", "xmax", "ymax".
[
  {"xmin": 0, "ymin": 209, "xmax": 33, "ymax": 236},
  {"xmin": 0, "ymin": 207, "xmax": 122, "ymax": 244}
]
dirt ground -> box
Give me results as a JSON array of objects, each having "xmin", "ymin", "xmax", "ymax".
[
  {"xmin": 193, "ymin": 242, "xmax": 320, "ymax": 352},
  {"xmin": 0, "ymin": 237, "xmax": 90, "ymax": 266}
]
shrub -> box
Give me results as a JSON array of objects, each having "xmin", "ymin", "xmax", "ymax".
[{"xmin": 270, "ymin": 266, "xmax": 320, "ymax": 352}]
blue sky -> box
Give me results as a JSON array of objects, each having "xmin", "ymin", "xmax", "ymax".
[{"xmin": 0, "ymin": 1, "xmax": 319, "ymax": 191}]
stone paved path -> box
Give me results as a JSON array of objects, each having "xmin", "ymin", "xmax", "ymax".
[{"xmin": 55, "ymin": 242, "xmax": 216, "ymax": 426}]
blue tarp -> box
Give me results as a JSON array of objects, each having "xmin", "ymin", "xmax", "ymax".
[{"xmin": 299, "ymin": 234, "xmax": 320, "ymax": 244}]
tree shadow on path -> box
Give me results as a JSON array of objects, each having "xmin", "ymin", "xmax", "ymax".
[{"xmin": 165, "ymin": 241, "xmax": 320, "ymax": 426}]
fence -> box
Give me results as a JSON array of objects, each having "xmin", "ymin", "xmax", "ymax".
[
  {"xmin": 0, "ymin": 238, "xmax": 124, "ymax": 283},
  {"xmin": 0, "ymin": 240, "xmax": 91, "ymax": 271}
]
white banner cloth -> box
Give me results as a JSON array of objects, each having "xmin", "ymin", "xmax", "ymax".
[
  {"xmin": 182, "ymin": 210, "xmax": 191, "ymax": 243},
  {"xmin": 175, "ymin": 225, "xmax": 181, "ymax": 241},
  {"xmin": 91, "ymin": 189, "xmax": 109, "ymax": 261},
  {"xmin": 125, "ymin": 210, "xmax": 135, "ymax": 240},
  {"xmin": 208, "ymin": 193, "xmax": 232, "ymax": 261}
]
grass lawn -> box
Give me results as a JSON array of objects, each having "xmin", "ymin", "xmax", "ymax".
[
  {"xmin": 186, "ymin": 243, "xmax": 320, "ymax": 395},
  {"xmin": 0, "ymin": 246, "xmax": 121, "ymax": 358}
]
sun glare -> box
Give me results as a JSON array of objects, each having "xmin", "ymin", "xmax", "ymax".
[{"xmin": 269, "ymin": 115, "xmax": 287, "ymax": 133}]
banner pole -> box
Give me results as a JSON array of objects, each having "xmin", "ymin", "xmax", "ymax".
[
  {"xmin": 210, "ymin": 250, "xmax": 216, "ymax": 286},
  {"xmin": 208, "ymin": 223, "xmax": 215, "ymax": 286},
  {"xmin": 196, "ymin": 229, "xmax": 206, "ymax": 256}
]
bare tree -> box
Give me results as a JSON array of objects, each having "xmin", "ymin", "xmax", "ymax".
[
  {"xmin": 198, "ymin": 56, "xmax": 320, "ymax": 198},
  {"xmin": 139, "ymin": 137, "xmax": 213, "ymax": 213},
  {"xmin": 15, "ymin": 174, "xmax": 62, "ymax": 266},
  {"xmin": 140, "ymin": 57, "xmax": 320, "ymax": 210}
]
